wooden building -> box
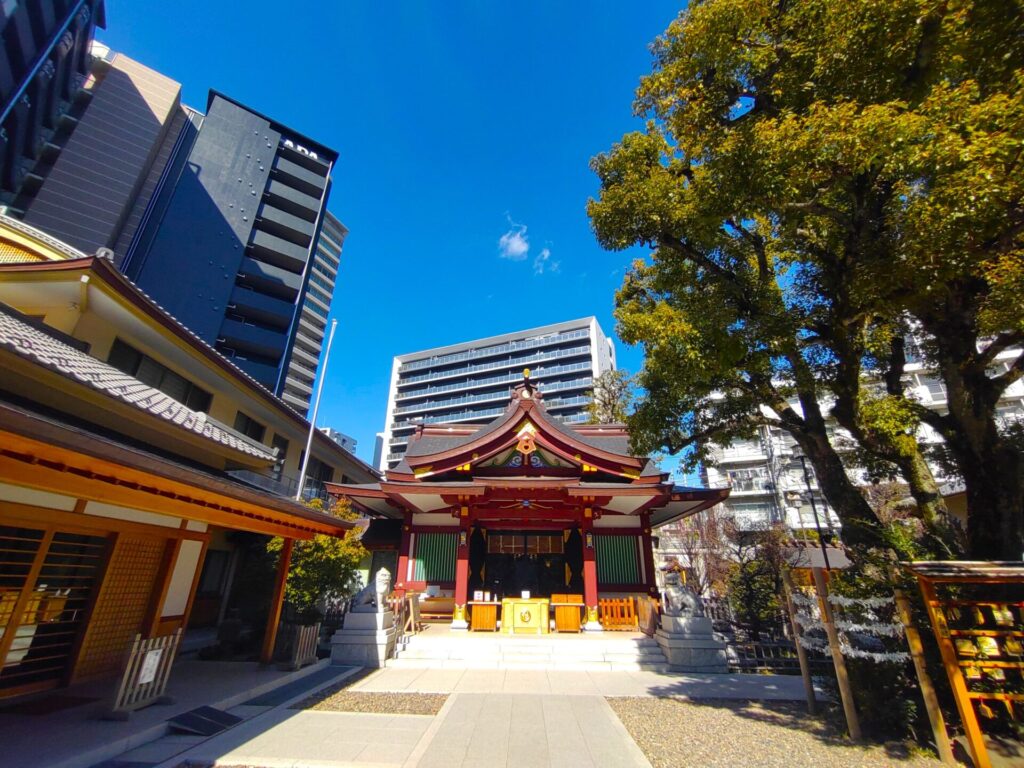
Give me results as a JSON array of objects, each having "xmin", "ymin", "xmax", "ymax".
[
  {"xmin": 327, "ymin": 374, "xmax": 727, "ymax": 629},
  {"xmin": 0, "ymin": 217, "xmax": 376, "ymax": 699}
]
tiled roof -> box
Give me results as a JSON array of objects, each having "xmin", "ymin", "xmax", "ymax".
[{"xmin": 0, "ymin": 308, "xmax": 277, "ymax": 462}]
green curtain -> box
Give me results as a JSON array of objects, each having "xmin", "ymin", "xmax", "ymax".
[
  {"xmin": 412, "ymin": 532, "xmax": 457, "ymax": 582},
  {"xmin": 594, "ymin": 534, "xmax": 640, "ymax": 584}
]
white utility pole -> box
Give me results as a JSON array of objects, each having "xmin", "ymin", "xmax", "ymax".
[{"xmin": 295, "ymin": 318, "xmax": 338, "ymax": 501}]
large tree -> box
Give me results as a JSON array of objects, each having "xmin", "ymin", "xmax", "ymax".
[{"xmin": 589, "ymin": 0, "xmax": 1022, "ymax": 558}]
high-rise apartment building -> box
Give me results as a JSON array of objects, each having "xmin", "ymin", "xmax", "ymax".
[
  {"xmin": 122, "ymin": 91, "xmax": 338, "ymax": 409},
  {"xmin": 380, "ymin": 317, "xmax": 616, "ymax": 470},
  {"xmin": 0, "ymin": 35, "xmax": 344, "ymax": 415},
  {"xmin": 279, "ymin": 211, "xmax": 346, "ymax": 412},
  {"xmin": 0, "ymin": 0, "xmax": 105, "ymax": 207}
]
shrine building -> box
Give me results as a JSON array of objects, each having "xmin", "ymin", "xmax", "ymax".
[{"xmin": 327, "ymin": 372, "xmax": 728, "ymax": 631}]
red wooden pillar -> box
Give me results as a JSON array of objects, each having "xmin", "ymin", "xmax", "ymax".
[
  {"xmin": 452, "ymin": 508, "xmax": 471, "ymax": 629},
  {"xmin": 582, "ymin": 510, "xmax": 602, "ymax": 630},
  {"xmin": 395, "ymin": 511, "xmax": 412, "ymax": 593},
  {"xmin": 640, "ymin": 513, "xmax": 658, "ymax": 597},
  {"xmin": 261, "ymin": 537, "xmax": 293, "ymax": 664}
]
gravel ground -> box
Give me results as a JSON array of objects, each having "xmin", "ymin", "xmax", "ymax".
[
  {"xmin": 293, "ymin": 688, "xmax": 448, "ymax": 715},
  {"xmin": 607, "ymin": 697, "xmax": 946, "ymax": 768}
]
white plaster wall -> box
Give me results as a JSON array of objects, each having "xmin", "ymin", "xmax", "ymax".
[
  {"xmin": 162, "ymin": 539, "xmax": 203, "ymax": 617},
  {"xmin": 412, "ymin": 513, "xmax": 457, "ymax": 526},
  {"xmin": 85, "ymin": 501, "xmax": 181, "ymax": 529},
  {"xmin": 594, "ymin": 516, "xmax": 641, "ymax": 528},
  {"xmin": 0, "ymin": 482, "xmax": 78, "ymax": 511}
]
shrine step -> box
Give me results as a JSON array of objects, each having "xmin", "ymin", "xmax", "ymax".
[{"xmin": 390, "ymin": 632, "xmax": 670, "ymax": 671}]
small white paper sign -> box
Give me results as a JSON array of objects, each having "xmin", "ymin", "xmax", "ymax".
[
  {"xmin": 137, "ymin": 648, "xmax": 163, "ymax": 685},
  {"xmin": 521, "ymin": 591, "xmax": 531, "ymax": 599}
]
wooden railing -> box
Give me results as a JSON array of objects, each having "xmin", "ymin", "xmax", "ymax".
[
  {"xmin": 599, "ymin": 597, "xmax": 639, "ymax": 631},
  {"xmin": 105, "ymin": 629, "xmax": 182, "ymax": 719}
]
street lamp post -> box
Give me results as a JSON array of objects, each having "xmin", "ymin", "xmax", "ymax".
[{"xmin": 792, "ymin": 453, "xmax": 832, "ymax": 571}]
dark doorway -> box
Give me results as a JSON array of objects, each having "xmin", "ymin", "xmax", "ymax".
[{"xmin": 477, "ymin": 531, "xmax": 566, "ymax": 599}]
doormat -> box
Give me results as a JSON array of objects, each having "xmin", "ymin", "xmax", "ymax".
[
  {"xmin": 0, "ymin": 694, "xmax": 99, "ymax": 715},
  {"xmin": 167, "ymin": 705, "xmax": 242, "ymax": 736}
]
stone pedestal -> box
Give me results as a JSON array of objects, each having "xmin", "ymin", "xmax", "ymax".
[
  {"xmin": 655, "ymin": 615, "xmax": 728, "ymax": 673},
  {"xmin": 330, "ymin": 610, "xmax": 396, "ymax": 668}
]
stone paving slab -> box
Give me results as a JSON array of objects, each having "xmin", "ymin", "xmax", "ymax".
[
  {"xmin": 355, "ymin": 667, "xmax": 824, "ymax": 700},
  {"xmin": 415, "ymin": 693, "xmax": 651, "ymax": 768},
  {"xmin": 160, "ymin": 709, "xmax": 433, "ymax": 768}
]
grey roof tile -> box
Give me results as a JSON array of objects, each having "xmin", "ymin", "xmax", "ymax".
[{"xmin": 0, "ymin": 309, "xmax": 277, "ymax": 462}]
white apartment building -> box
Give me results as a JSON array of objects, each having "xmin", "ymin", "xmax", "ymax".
[
  {"xmin": 379, "ymin": 317, "xmax": 616, "ymax": 470},
  {"xmin": 701, "ymin": 348, "xmax": 1024, "ymax": 534}
]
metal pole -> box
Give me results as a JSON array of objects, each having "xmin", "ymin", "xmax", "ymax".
[
  {"xmin": 295, "ymin": 318, "xmax": 338, "ymax": 501},
  {"xmin": 799, "ymin": 455, "xmax": 831, "ymax": 571}
]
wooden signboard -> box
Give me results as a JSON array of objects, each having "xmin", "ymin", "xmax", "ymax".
[{"xmin": 105, "ymin": 629, "xmax": 182, "ymax": 720}]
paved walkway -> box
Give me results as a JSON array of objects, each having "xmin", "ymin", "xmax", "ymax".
[
  {"xmin": 144, "ymin": 667, "xmax": 818, "ymax": 768},
  {"xmin": 349, "ymin": 666, "xmax": 820, "ymax": 700}
]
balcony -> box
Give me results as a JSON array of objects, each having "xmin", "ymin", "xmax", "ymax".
[
  {"xmin": 400, "ymin": 328, "xmax": 590, "ymax": 372},
  {"xmin": 398, "ymin": 344, "xmax": 592, "ymax": 386},
  {"xmin": 236, "ymin": 256, "xmax": 302, "ymax": 297},
  {"xmin": 219, "ymin": 318, "xmax": 288, "ymax": 360},
  {"xmin": 264, "ymin": 179, "xmax": 320, "ymax": 221},
  {"xmin": 228, "ymin": 286, "xmax": 294, "ymax": 330},
  {"xmin": 256, "ymin": 204, "xmax": 316, "ymax": 247},
  {"xmin": 249, "ymin": 230, "xmax": 309, "ymax": 274},
  {"xmin": 395, "ymin": 362, "xmax": 592, "ymax": 400},
  {"xmin": 284, "ymin": 375, "xmax": 314, "ymax": 397},
  {"xmin": 272, "ymin": 156, "xmax": 327, "ymax": 198}
]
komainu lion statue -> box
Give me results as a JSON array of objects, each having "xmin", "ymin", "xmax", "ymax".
[
  {"xmin": 351, "ymin": 567, "xmax": 392, "ymax": 613},
  {"xmin": 661, "ymin": 565, "xmax": 704, "ymax": 618}
]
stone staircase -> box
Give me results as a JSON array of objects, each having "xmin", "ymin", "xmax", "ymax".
[{"xmin": 389, "ymin": 631, "xmax": 672, "ymax": 672}]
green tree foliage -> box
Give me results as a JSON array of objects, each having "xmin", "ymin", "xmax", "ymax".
[
  {"xmin": 586, "ymin": 369, "xmax": 634, "ymax": 424},
  {"xmin": 267, "ymin": 498, "xmax": 367, "ymax": 617},
  {"xmin": 589, "ymin": 0, "xmax": 1023, "ymax": 558},
  {"xmin": 724, "ymin": 522, "xmax": 787, "ymax": 640}
]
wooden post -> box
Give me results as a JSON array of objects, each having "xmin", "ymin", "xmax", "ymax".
[
  {"xmin": 395, "ymin": 512, "xmax": 412, "ymax": 591},
  {"xmin": 452, "ymin": 514, "xmax": 470, "ymax": 629},
  {"xmin": 782, "ymin": 568, "xmax": 816, "ymax": 715},
  {"xmin": 893, "ymin": 588, "xmax": 955, "ymax": 765},
  {"xmin": 812, "ymin": 567, "xmax": 862, "ymax": 741},
  {"xmin": 640, "ymin": 514, "xmax": 658, "ymax": 597},
  {"xmin": 918, "ymin": 576, "xmax": 990, "ymax": 768},
  {"xmin": 582, "ymin": 512, "xmax": 600, "ymax": 628},
  {"xmin": 261, "ymin": 537, "xmax": 293, "ymax": 665}
]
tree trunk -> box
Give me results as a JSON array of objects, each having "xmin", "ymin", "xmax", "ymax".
[
  {"xmin": 796, "ymin": 430, "xmax": 886, "ymax": 551},
  {"xmin": 917, "ymin": 295, "xmax": 1024, "ymax": 561},
  {"xmin": 960, "ymin": 445, "xmax": 1024, "ymax": 560}
]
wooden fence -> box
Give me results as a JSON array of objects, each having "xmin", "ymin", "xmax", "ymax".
[
  {"xmin": 276, "ymin": 622, "xmax": 320, "ymax": 670},
  {"xmin": 105, "ymin": 629, "xmax": 182, "ymax": 719},
  {"xmin": 599, "ymin": 597, "xmax": 639, "ymax": 631}
]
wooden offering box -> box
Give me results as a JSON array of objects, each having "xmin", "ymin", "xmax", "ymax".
[
  {"xmin": 468, "ymin": 601, "xmax": 500, "ymax": 632},
  {"xmin": 501, "ymin": 598, "xmax": 550, "ymax": 634},
  {"xmin": 908, "ymin": 561, "xmax": 1024, "ymax": 768}
]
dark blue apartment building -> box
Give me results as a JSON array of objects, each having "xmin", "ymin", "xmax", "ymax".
[{"xmin": 122, "ymin": 92, "xmax": 338, "ymax": 406}]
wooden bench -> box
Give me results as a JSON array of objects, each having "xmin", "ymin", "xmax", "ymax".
[
  {"xmin": 551, "ymin": 593, "xmax": 585, "ymax": 633},
  {"xmin": 420, "ymin": 596, "xmax": 456, "ymax": 623}
]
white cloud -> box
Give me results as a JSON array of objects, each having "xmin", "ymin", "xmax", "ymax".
[
  {"xmin": 498, "ymin": 222, "xmax": 530, "ymax": 260},
  {"xmin": 533, "ymin": 247, "xmax": 560, "ymax": 275}
]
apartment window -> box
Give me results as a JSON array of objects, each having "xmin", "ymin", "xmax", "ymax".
[
  {"xmin": 108, "ymin": 339, "xmax": 212, "ymax": 412},
  {"xmin": 234, "ymin": 411, "xmax": 266, "ymax": 442}
]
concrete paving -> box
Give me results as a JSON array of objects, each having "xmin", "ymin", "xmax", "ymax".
[
  {"xmin": 350, "ymin": 666, "xmax": 823, "ymax": 700},
  {"xmin": 0, "ymin": 658, "xmax": 342, "ymax": 768},
  {"xmin": 413, "ymin": 693, "xmax": 652, "ymax": 768},
  {"xmin": 146, "ymin": 666, "xmax": 820, "ymax": 767}
]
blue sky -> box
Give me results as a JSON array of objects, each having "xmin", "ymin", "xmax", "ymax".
[{"xmin": 100, "ymin": 2, "xmax": 685, "ymax": 466}]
